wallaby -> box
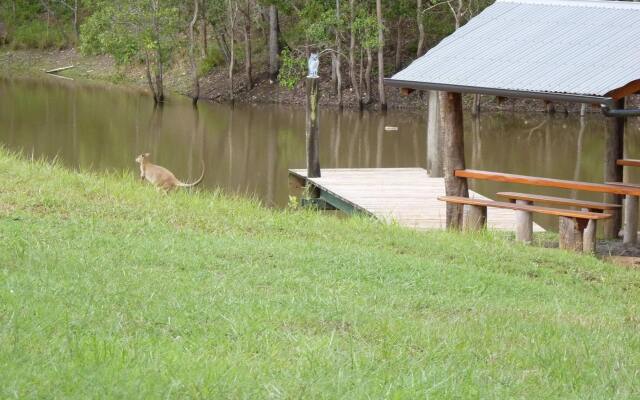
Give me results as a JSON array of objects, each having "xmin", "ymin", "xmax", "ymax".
[{"xmin": 135, "ymin": 153, "xmax": 205, "ymax": 191}]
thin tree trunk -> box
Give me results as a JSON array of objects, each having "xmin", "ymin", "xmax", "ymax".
[
  {"xmin": 201, "ymin": 0, "xmax": 208, "ymax": 58},
  {"xmin": 358, "ymin": 47, "xmax": 364, "ymax": 97},
  {"xmin": 364, "ymin": 46, "xmax": 372, "ymax": 105},
  {"xmin": 471, "ymin": 94, "xmax": 481, "ymax": 117},
  {"xmin": 72, "ymin": 0, "xmax": 79, "ymax": 39},
  {"xmin": 210, "ymin": 23, "xmax": 231, "ymax": 64},
  {"xmin": 336, "ymin": 0, "xmax": 343, "ymax": 109},
  {"xmin": 331, "ymin": 52, "xmax": 337, "ymax": 93},
  {"xmin": 417, "ymin": 0, "xmax": 425, "ymax": 57},
  {"xmin": 152, "ymin": 0, "xmax": 164, "ymax": 103},
  {"xmin": 143, "ymin": 51, "xmax": 158, "ymax": 103},
  {"xmin": 243, "ymin": 0, "xmax": 253, "ymax": 89},
  {"xmin": 228, "ymin": 0, "xmax": 236, "ymax": 103},
  {"xmin": 268, "ymin": 4, "xmax": 279, "ymax": 82},
  {"xmin": 376, "ymin": 0, "xmax": 386, "ymax": 110},
  {"xmin": 189, "ymin": 0, "xmax": 200, "ymax": 104},
  {"xmin": 349, "ymin": 0, "xmax": 361, "ymax": 109},
  {"xmin": 258, "ymin": 4, "xmax": 269, "ymax": 49},
  {"xmin": 394, "ymin": 18, "xmax": 402, "ymax": 72}
]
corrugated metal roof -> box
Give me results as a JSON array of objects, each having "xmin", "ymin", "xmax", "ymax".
[{"xmin": 386, "ymin": 0, "xmax": 640, "ymax": 101}]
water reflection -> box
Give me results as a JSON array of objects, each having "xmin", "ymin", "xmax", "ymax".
[{"xmin": 1, "ymin": 77, "xmax": 640, "ymax": 228}]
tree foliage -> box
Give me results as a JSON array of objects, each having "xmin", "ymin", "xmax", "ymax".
[{"xmin": 2, "ymin": 0, "xmax": 499, "ymax": 105}]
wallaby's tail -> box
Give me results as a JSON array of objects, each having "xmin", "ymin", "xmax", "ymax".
[{"xmin": 178, "ymin": 159, "xmax": 205, "ymax": 188}]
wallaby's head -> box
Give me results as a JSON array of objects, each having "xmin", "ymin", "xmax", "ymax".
[{"xmin": 135, "ymin": 153, "xmax": 151, "ymax": 165}]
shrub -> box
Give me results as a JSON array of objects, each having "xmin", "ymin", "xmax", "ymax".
[
  {"xmin": 198, "ymin": 48, "xmax": 225, "ymax": 76},
  {"xmin": 278, "ymin": 48, "xmax": 306, "ymax": 89},
  {"xmin": 9, "ymin": 21, "xmax": 70, "ymax": 50}
]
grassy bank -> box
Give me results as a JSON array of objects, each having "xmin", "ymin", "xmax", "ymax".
[{"xmin": 1, "ymin": 149, "xmax": 639, "ymax": 398}]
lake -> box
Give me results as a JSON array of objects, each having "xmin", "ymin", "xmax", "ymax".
[{"xmin": 2, "ymin": 76, "xmax": 639, "ymax": 230}]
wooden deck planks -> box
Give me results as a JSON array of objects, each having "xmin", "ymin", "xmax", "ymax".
[{"xmin": 290, "ymin": 168, "xmax": 544, "ymax": 232}]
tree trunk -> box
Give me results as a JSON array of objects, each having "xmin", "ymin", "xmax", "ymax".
[
  {"xmin": 211, "ymin": 24, "xmax": 231, "ymax": 65},
  {"xmin": 364, "ymin": 46, "xmax": 372, "ymax": 105},
  {"xmin": 416, "ymin": 0, "xmax": 425, "ymax": 57},
  {"xmin": 72, "ymin": 0, "xmax": 79, "ymax": 40},
  {"xmin": 335, "ymin": 0, "xmax": 342, "ymax": 109},
  {"xmin": 376, "ymin": 0, "xmax": 386, "ymax": 110},
  {"xmin": 349, "ymin": 0, "xmax": 361, "ymax": 110},
  {"xmin": 189, "ymin": 0, "xmax": 200, "ymax": 105},
  {"xmin": 331, "ymin": 52, "xmax": 337, "ymax": 94},
  {"xmin": 440, "ymin": 91, "xmax": 468, "ymax": 229},
  {"xmin": 394, "ymin": 18, "xmax": 402, "ymax": 72},
  {"xmin": 151, "ymin": 0, "xmax": 164, "ymax": 103},
  {"xmin": 143, "ymin": 51, "xmax": 158, "ymax": 103},
  {"xmin": 268, "ymin": 4, "xmax": 279, "ymax": 82},
  {"xmin": 228, "ymin": 0, "xmax": 235, "ymax": 103},
  {"xmin": 471, "ymin": 93, "xmax": 481, "ymax": 117},
  {"xmin": 201, "ymin": 0, "xmax": 208, "ymax": 58},
  {"xmin": 243, "ymin": 0, "xmax": 252, "ymax": 89}
]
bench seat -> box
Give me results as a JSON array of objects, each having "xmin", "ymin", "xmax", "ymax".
[
  {"xmin": 617, "ymin": 159, "xmax": 640, "ymax": 168},
  {"xmin": 454, "ymin": 169, "xmax": 640, "ymax": 244},
  {"xmin": 438, "ymin": 196, "xmax": 610, "ymax": 253},
  {"xmin": 496, "ymin": 192, "xmax": 621, "ymax": 211}
]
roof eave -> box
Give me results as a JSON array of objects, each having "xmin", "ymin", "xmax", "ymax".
[{"xmin": 384, "ymin": 78, "xmax": 613, "ymax": 105}]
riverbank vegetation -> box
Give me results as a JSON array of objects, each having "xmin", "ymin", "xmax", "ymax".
[
  {"xmin": 0, "ymin": 0, "xmax": 492, "ymax": 108},
  {"xmin": 1, "ymin": 148, "xmax": 640, "ymax": 397}
]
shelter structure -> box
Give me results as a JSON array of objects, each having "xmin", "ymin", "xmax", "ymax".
[{"xmin": 385, "ymin": 0, "xmax": 640, "ymax": 234}]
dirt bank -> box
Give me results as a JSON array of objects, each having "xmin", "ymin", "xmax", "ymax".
[{"xmin": 1, "ymin": 47, "xmax": 636, "ymax": 113}]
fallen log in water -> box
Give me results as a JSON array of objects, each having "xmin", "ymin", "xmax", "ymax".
[{"xmin": 45, "ymin": 65, "xmax": 75, "ymax": 74}]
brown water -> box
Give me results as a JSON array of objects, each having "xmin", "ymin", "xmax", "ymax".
[{"xmin": 2, "ymin": 77, "xmax": 640, "ymax": 230}]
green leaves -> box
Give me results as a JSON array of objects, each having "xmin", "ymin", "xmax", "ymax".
[
  {"xmin": 79, "ymin": 0, "xmax": 180, "ymax": 66},
  {"xmin": 278, "ymin": 48, "xmax": 306, "ymax": 89}
]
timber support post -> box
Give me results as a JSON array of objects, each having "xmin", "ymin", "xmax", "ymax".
[
  {"xmin": 559, "ymin": 217, "xmax": 587, "ymax": 252},
  {"xmin": 623, "ymin": 194, "xmax": 638, "ymax": 245},
  {"xmin": 463, "ymin": 204, "xmax": 487, "ymax": 231},
  {"xmin": 426, "ymin": 90, "xmax": 443, "ymax": 177},
  {"xmin": 515, "ymin": 200, "xmax": 533, "ymax": 243},
  {"xmin": 604, "ymin": 98, "xmax": 625, "ymax": 238},
  {"xmin": 582, "ymin": 208, "xmax": 598, "ymax": 253},
  {"xmin": 306, "ymin": 76, "xmax": 321, "ymax": 197},
  {"xmin": 440, "ymin": 91, "xmax": 468, "ymax": 229}
]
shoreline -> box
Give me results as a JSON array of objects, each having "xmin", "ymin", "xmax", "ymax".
[{"xmin": 3, "ymin": 47, "xmax": 629, "ymax": 114}]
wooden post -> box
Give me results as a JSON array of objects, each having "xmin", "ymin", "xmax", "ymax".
[
  {"xmin": 463, "ymin": 204, "xmax": 487, "ymax": 231},
  {"xmin": 582, "ymin": 208, "xmax": 597, "ymax": 253},
  {"xmin": 306, "ymin": 77, "xmax": 321, "ymax": 179},
  {"xmin": 604, "ymin": 98, "xmax": 625, "ymax": 239},
  {"xmin": 515, "ymin": 200, "xmax": 533, "ymax": 243},
  {"xmin": 623, "ymin": 194, "xmax": 638, "ymax": 245},
  {"xmin": 471, "ymin": 94, "xmax": 481, "ymax": 117},
  {"xmin": 426, "ymin": 90, "xmax": 443, "ymax": 177},
  {"xmin": 544, "ymin": 100, "xmax": 556, "ymax": 114},
  {"xmin": 559, "ymin": 217, "xmax": 586, "ymax": 252},
  {"xmin": 440, "ymin": 91, "xmax": 468, "ymax": 229}
]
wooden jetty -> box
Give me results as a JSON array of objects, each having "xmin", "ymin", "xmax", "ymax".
[{"xmin": 289, "ymin": 168, "xmax": 544, "ymax": 232}]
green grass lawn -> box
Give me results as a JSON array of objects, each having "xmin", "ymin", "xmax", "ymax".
[{"xmin": 1, "ymin": 149, "xmax": 639, "ymax": 399}]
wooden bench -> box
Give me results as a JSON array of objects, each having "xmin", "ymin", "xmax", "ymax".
[
  {"xmin": 617, "ymin": 159, "xmax": 640, "ymax": 168},
  {"xmin": 455, "ymin": 169, "xmax": 640, "ymax": 244},
  {"xmin": 496, "ymin": 192, "xmax": 621, "ymax": 247},
  {"xmin": 438, "ymin": 196, "xmax": 611, "ymax": 253}
]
